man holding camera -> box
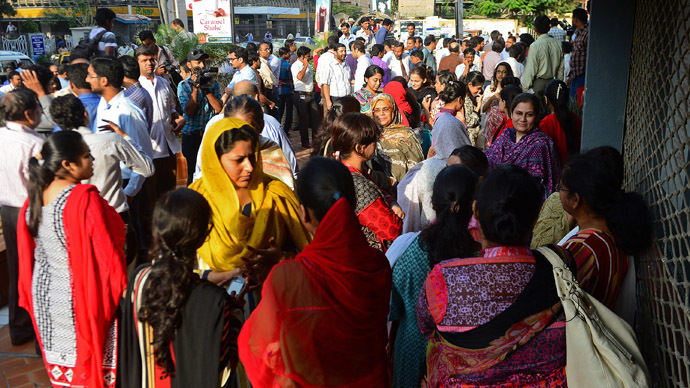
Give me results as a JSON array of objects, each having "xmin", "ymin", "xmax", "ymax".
[
  {"xmin": 178, "ymin": 49, "xmax": 223, "ymax": 184},
  {"xmin": 139, "ymin": 30, "xmax": 179, "ymax": 88}
]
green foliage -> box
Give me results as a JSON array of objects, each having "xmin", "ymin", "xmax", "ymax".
[
  {"xmin": 332, "ymin": 2, "xmax": 364, "ymax": 20},
  {"xmin": 468, "ymin": 0, "xmax": 578, "ymax": 18},
  {"xmin": 19, "ymin": 20, "xmax": 40, "ymax": 33},
  {"xmin": 154, "ymin": 24, "xmax": 200, "ymax": 64},
  {"xmin": 43, "ymin": 0, "xmax": 94, "ymax": 27},
  {"xmin": 0, "ymin": 0, "xmax": 16, "ymax": 18}
]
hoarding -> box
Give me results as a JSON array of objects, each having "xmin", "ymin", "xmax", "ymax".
[
  {"xmin": 315, "ymin": 0, "xmax": 330, "ymax": 34},
  {"xmin": 187, "ymin": 0, "xmax": 233, "ymax": 43}
]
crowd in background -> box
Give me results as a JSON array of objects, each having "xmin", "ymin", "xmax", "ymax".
[{"xmin": 0, "ymin": 5, "xmax": 656, "ymax": 388}]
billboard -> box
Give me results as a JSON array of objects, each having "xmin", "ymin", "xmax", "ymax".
[
  {"xmin": 372, "ymin": 0, "xmax": 392, "ymax": 15},
  {"xmin": 398, "ymin": 0, "xmax": 434, "ymax": 18},
  {"xmin": 315, "ymin": 0, "xmax": 331, "ymax": 34},
  {"xmin": 187, "ymin": 0, "xmax": 233, "ymax": 43}
]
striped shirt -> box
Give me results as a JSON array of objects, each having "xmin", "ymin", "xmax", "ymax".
[
  {"xmin": 322, "ymin": 59, "xmax": 352, "ymax": 97},
  {"xmin": 562, "ymin": 229, "xmax": 628, "ymax": 309},
  {"xmin": 0, "ymin": 122, "xmax": 44, "ymax": 207},
  {"xmin": 124, "ymin": 83, "xmax": 154, "ymax": 135}
]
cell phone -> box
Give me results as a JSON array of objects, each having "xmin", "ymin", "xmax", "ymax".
[{"xmin": 227, "ymin": 276, "xmax": 245, "ymax": 295}]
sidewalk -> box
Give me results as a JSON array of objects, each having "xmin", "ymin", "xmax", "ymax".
[{"xmin": 0, "ymin": 325, "xmax": 50, "ymax": 387}]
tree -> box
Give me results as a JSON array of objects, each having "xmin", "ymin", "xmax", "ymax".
[
  {"xmin": 0, "ymin": 0, "xmax": 16, "ymax": 18},
  {"xmin": 469, "ymin": 0, "xmax": 578, "ymax": 19},
  {"xmin": 332, "ymin": 2, "xmax": 364, "ymax": 20},
  {"xmin": 43, "ymin": 0, "xmax": 95, "ymax": 27}
]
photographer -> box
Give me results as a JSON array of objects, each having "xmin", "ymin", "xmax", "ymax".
[
  {"xmin": 139, "ymin": 30, "xmax": 180, "ymax": 88},
  {"xmin": 178, "ymin": 49, "xmax": 222, "ymax": 184}
]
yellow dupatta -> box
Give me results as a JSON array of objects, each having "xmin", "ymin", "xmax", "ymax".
[{"xmin": 189, "ymin": 118, "xmax": 310, "ymax": 272}]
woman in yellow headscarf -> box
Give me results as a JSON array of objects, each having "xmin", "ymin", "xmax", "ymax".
[{"xmin": 189, "ymin": 117, "xmax": 310, "ymax": 285}]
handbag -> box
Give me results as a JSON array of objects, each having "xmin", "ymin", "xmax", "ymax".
[{"xmin": 537, "ymin": 246, "xmax": 650, "ymax": 388}]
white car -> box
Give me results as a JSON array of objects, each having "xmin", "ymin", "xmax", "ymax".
[{"xmin": 0, "ymin": 51, "xmax": 35, "ymax": 82}]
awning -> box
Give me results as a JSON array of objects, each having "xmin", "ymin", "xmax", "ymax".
[
  {"xmin": 234, "ymin": 6, "xmax": 300, "ymax": 15},
  {"xmin": 115, "ymin": 14, "xmax": 153, "ymax": 24}
]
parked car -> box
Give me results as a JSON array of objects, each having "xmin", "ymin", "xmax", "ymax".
[
  {"xmin": 0, "ymin": 51, "xmax": 34, "ymax": 82},
  {"xmin": 293, "ymin": 37, "xmax": 316, "ymax": 46}
]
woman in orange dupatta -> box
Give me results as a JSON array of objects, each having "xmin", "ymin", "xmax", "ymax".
[{"xmin": 238, "ymin": 157, "xmax": 392, "ymax": 387}]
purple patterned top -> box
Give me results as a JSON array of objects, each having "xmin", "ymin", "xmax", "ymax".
[{"xmin": 485, "ymin": 128, "xmax": 561, "ymax": 196}]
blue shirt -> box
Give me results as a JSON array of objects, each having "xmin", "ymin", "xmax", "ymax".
[
  {"xmin": 124, "ymin": 83, "xmax": 154, "ymax": 134},
  {"xmin": 77, "ymin": 92, "xmax": 101, "ymax": 132},
  {"xmin": 339, "ymin": 33, "xmax": 356, "ymax": 53},
  {"xmin": 277, "ymin": 58, "xmax": 293, "ymax": 95},
  {"xmin": 178, "ymin": 77, "xmax": 222, "ymax": 135},
  {"xmin": 375, "ymin": 27, "xmax": 388, "ymax": 45},
  {"xmin": 228, "ymin": 64, "xmax": 258, "ymax": 87}
]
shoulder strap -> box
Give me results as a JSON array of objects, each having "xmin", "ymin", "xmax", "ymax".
[
  {"xmin": 92, "ymin": 28, "xmax": 108, "ymax": 43},
  {"xmin": 437, "ymin": 249, "xmax": 561, "ymax": 349}
]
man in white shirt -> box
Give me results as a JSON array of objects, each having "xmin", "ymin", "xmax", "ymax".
[
  {"xmin": 321, "ymin": 43, "xmax": 351, "ymax": 111},
  {"xmin": 139, "ymin": 30, "xmax": 179, "ymax": 87},
  {"xmin": 291, "ymin": 46, "xmax": 320, "ymax": 148},
  {"xmin": 382, "ymin": 39, "xmax": 395, "ymax": 63},
  {"xmin": 356, "ymin": 17, "xmax": 375, "ymax": 51},
  {"xmin": 258, "ymin": 42, "xmax": 278, "ymax": 99},
  {"xmin": 88, "ymin": 57, "xmax": 153, "ymax": 201},
  {"xmin": 501, "ymin": 35, "xmax": 516, "ymax": 61},
  {"xmin": 314, "ymin": 35, "xmax": 340, "ymax": 94},
  {"xmin": 435, "ymin": 38, "xmax": 451, "ymax": 69},
  {"xmin": 339, "ymin": 22, "xmax": 356, "ymax": 53},
  {"xmin": 352, "ymin": 40, "xmax": 372, "ymax": 92},
  {"xmin": 387, "ymin": 41, "xmax": 410, "ymax": 80},
  {"xmin": 89, "ymin": 8, "xmax": 118, "ymax": 57},
  {"xmin": 0, "ymin": 71, "xmax": 22, "ymax": 95},
  {"xmin": 136, "ymin": 46, "xmax": 184, "ymax": 203},
  {"xmin": 0, "ymin": 89, "xmax": 42, "ymax": 346}
]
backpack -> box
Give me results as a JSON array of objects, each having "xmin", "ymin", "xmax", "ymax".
[{"xmin": 71, "ymin": 28, "xmax": 109, "ymax": 59}]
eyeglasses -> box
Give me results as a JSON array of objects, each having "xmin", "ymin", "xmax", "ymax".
[
  {"xmin": 373, "ymin": 107, "xmax": 392, "ymax": 114},
  {"xmin": 87, "ymin": 73, "xmax": 100, "ymax": 78},
  {"xmin": 229, "ymin": 56, "xmax": 238, "ymax": 61}
]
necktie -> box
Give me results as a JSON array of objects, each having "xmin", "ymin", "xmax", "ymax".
[{"xmin": 401, "ymin": 58, "xmax": 408, "ymax": 80}]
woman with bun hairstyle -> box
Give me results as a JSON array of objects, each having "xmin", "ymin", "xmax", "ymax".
[
  {"xmin": 332, "ymin": 112, "xmax": 403, "ymax": 252},
  {"xmin": 389, "ymin": 165, "xmax": 479, "ymax": 388},
  {"xmin": 560, "ymin": 150, "xmax": 652, "ymax": 308},
  {"xmin": 426, "ymin": 70, "xmax": 459, "ymax": 126},
  {"xmin": 462, "ymin": 71, "xmax": 485, "ymax": 148},
  {"xmin": 16, "ymin": 131, "xmax": 126, "ymax": 388},
  {"xmin": 416, "ymin": 165, "xmax": 571, "ymax": 387},
  {"xmin": 485, "ymin": 93, "xmax": 560, "ymax": 196},
  {"xmin": 354, "ymin": 64, "xmax": 385, "ymax": 115},
  {"xmin": 119, "ymin": 189, "xmax": 245, "ymax": 387},
  {"xmin": 540, "ymin": 79, "xmax": 581, "ymax": 164},
  {"xmin": 239, "ymin": 157, "xmax": 392, "ymax": 387}
]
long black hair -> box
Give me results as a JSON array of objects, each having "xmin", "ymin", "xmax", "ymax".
[
  {"xmin": 561, "ymin": 152, "xmax": 652, "ymax": 255},
  {"xmin": 311, "ymin": 96, "xmax": 361, "ymax": 157},
  {"xmin": 27, "ymin": 131, "xmax": 86, "ymax": 236},
  {"xmin": 476, "ymin": 165, "xmax": 544, "ymax": 246},
  {"xmin": 139, "ymin": 188, "xmax": 212, "ymax": 377},
  {"xmin": 362, "ymin": 64, "xmax": 384, "ymax": 90},
  {"xmin": 419, "ymin": 165, "xmax": 479, "ymax": 265},
  {"xmin": 490, "ymin": 62, "xmax": 513, "ymax": 92},
  {"xmin": 545, "ymin": 79, "xmax": 578, "ymax": 157},
  {"xmin": 296, "ymin": 157, "xmax": 356, "ymax": 221},
  {"xmin": 214, "ymin": 124, "xmax": 260, "ymax": 158}
]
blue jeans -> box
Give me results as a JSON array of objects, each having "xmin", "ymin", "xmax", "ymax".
[{"xmin": 570, "ymin": 75, "xmax": 585, "ymax": 99}]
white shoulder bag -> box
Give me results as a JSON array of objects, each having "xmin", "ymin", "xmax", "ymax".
[{"xmin": 537, "ymin": 246, "xmax": 651, "ymax": 388}]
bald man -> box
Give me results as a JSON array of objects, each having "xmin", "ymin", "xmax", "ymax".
[{"xmin": 193, "ymin": 81, "xmax": 297, "ymax": 182}]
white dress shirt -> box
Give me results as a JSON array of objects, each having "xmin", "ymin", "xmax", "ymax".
[
  {"xmin": 435, "ymin": 47, "xmax": 450, "ymax": 68},
  {"xmin": 0, "ymin": 122, "xmax": 44, "ymax": 208},
  {"xmin": 354, "ymin": 54, "xmax": 373, "ymax": 92},
  {"xmin": 315, "ymin": 50, "xmax": 335, "ymax": 87},
  {"xmin": 382, "ymin": 50, "xmax": 394, "ymax": 64},
  {"xmin": 323, "ymin": 60, "xmax": 352, "ymax": 97},
  {"xmin": 95, "ymin": 91, "xmax": 153, "ymax": 197},
  {"xmin": 268, "ymin": 54, "xmax": 281, "ymax": 84},
  {"xmin": 76, "ymin": 126, "xmax": 154, "ymax": 213},
  {"xmin": 139, "ymin": 75, "xmax": 181, "ymax": 159},
  {"xmin": 454, "ymin": 63, "xmax": 480, "ymax": 77},
  {"xmin": 291, "ymin": 60, "xmax": 314, "ymax": 92},
  {"xmin": 505, "ymin": 57, "xmax": 524, "ymax": 79},
  {"xmin": 387, "ymin": 54, "xmax": 411, "ymax": 79}
]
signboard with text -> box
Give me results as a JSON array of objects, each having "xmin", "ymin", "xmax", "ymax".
[
  {"xmin": 29, "ymin": 34, "xmax": 45, "ymax": 56},
  {"xmin": 187, "ymin": 0, "xmax": 233, "ymax": 43}
]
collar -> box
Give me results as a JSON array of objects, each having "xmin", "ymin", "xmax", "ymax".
[
  {"xmin": 483, "ymin": 246, "xmax": 533, "ymax": 259},
  {"xmin": 104, "ymin": 90, "xmax": 126, "ymax": 107},
  {"xmin": 75, "ymin": 126, "xmax": 93, "ymax": 136},
  {"xmin": 439, "ymin": 108, "xmax": 455, "ymax": 114},
  {"xmin": 5, "ymin": 121, "xmax": 36, "ymax": 133}
]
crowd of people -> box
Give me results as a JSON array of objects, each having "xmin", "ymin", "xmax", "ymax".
[{"xmin": 0, "ymin": 5, "xmax": 656, "ymax": 388}]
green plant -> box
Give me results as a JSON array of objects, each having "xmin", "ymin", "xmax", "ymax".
[
  {"xmin": 43, "ymin": 0, "xmax": 94, "ymax": 28},
  {"xmin": 332, "ymin": 2, "xmax": 364, "ymax": 20},
  {"xmin": 468, "ymin": 0, "xmax": 578, "ymax": 20},
  {"xmin": 154, "ymin": 24, "xmax": 200, "ymax": 63},
  {"xmin": 19, "ymin": 20, "xmax": 40, "ymax": 33},
  {"xmin": 0, "ymin": 0, "xmax": 16, "ymax": 18}
]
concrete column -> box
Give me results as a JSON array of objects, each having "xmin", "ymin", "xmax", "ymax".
[{"xmin": 579, "ymin": 0, "xmax": 636, "ymax": 151}]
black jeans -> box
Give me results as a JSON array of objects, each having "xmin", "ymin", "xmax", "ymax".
[
  {"xmin": 294, "ymin": 92, "xmax": 321, "ymax": 145},
  {"xmin": 182, "ymin": 131, "xmax": 203, "ymax": 185},
  {"xmin": 277, "ymin": 93, "xmax": 294, "ymax": 132},
  {"xmin": 1, "ymin": 205, "xmax": 35, "ymax": 345}
]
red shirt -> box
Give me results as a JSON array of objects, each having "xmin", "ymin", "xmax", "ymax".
[{"xmin": 539, "ymin": 113, "xmax": 581, "ymax": 164}]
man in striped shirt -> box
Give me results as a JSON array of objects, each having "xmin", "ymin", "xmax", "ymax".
[{"xmin": 321, "ymin": 43, "xmax": 351, "ymax": 111}]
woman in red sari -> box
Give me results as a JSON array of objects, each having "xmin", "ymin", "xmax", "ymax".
[
  {"xmin": 238, "ymin": 157, "xmax": 392, "ymax": 387},
  {"xmin": 17, "ymin": 131, "xmax": 126, "ymax": 387}
]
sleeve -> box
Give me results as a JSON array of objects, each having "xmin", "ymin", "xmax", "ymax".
[
  {"xmin": 556, "ymin": 44, "xmax": 565, "ymax": 81},
  {"xmin": 103, "ymin": 31, "xmax": 118, "ymax": 48},
  {"xmin": 178, "ymin": 80, "xmax": 191, "ymax": 113},
  {"xmin": 521, "ymin": 46, "xmax": 537, "ymax": 92},
  {"xmin": 114, "ymin": 135, "xmax": 155, "ymax": 178},
  {"xmin": 122, "ymin": 110, "xmax": 153, "ymax": 197}
]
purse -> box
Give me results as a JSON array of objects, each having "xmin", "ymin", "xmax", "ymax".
[{"xmin": 537, "ymin": 246, "xmax": 650, "ymax": 388}]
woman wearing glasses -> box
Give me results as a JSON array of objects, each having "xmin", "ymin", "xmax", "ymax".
[{"xmin": 481, "ymin": 62, "xmax": 514, "ymax": 113}]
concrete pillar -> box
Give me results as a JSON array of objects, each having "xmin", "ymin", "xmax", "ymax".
[{"xmin": 579, "ymin": 0, "xmax": 636, "ymax": 151}]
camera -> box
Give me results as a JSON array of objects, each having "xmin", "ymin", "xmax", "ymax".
[
  {"xmin": 192, "ymin": 66, "xmax": 219, "ymax": 89},
  {"xmin": 161, "ymin": 62, "xmax": 176, "ymax": 73}
]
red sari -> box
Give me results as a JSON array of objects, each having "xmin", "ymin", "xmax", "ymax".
[
  {"xmin": 17, "ymin": 184, "xmax": 126, "ymax": 388},
  {"xmin": 238, "ymin": 198, "xmax": 392, "ymax": 387}
]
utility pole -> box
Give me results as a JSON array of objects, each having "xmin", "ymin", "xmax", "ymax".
[
  {"xmin": 306, "ymin": 0, "xmax": 311, "ymax": 36},
  {"xmin": 229, "ymin": 0, "xmax": 236, "ymax": 43},
  {"xmin": 455, "ymin": 0, "xmax": 463, "ymax": 38}
]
